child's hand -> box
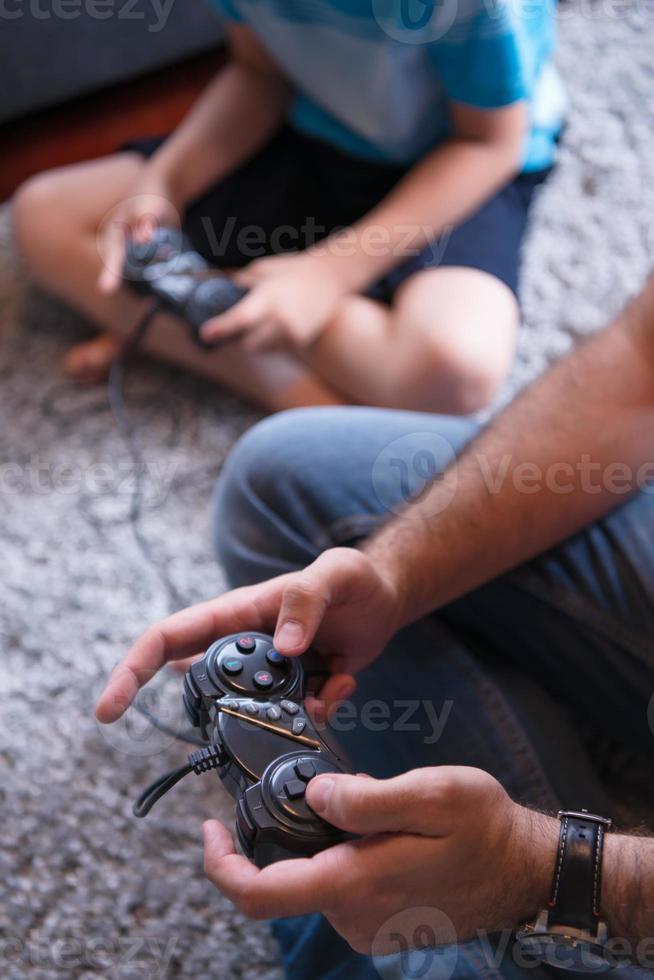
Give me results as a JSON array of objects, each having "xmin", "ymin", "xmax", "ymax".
[
  {"xmin": 96, "ymin": 164, "xmax": 182, "ymax": 294},
  {"xmin": 200, "ymin": 252, "xmax": 350, "ymax": 350}
]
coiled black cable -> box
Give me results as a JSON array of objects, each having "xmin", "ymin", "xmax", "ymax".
[{"xmin": 107, "ymin": 303, "xmax": 209, "ymax": 747}]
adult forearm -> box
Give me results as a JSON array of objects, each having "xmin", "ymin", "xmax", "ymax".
[
  {"xmin": 144, "ymin": 60, "xmax": 291, "ymax": 209},
  {"xmin": 365, "ymin": 276, "xmax": 654, "ymax": 623},
  {"xmin": 510, "ymin": 814, "xmax": 654, "ymax": 958},
  {"xmin": 603, "ymin": 831, "xmax": 654, "ymax": 955}
]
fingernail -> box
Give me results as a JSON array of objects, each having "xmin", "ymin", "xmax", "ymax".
[
  {"xmin": 338, "ymin": 679, "xmax": 356, "ymax": 700},
  {"xmin": 275, "ymin": 621, "xmax": 304, "ymax": 650},
  {"xmin": 307, "ymin": 777, "xmax": 334, "ymax": 814}
]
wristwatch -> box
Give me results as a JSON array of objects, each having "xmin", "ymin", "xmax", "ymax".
[{"xmin": 516, "ymin": 809, "xmax": 615, "ymax": 973}]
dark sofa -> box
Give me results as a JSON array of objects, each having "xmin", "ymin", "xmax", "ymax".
[{"xmin": 0, "ymin": 0, "xmax": 224, "ymax": 124}]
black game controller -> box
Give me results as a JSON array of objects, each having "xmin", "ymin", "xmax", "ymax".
[
  {"xmin": 123, "ymin": 227, "xmax": 247, "ymax": 348},
  {"xmin": 134, "ymin": 632, "xmax": 351, "ymax": 868}
]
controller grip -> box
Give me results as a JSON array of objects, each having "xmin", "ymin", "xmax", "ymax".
[
  {"xmin": 184, "ymin": 277, "xmax": 248, "ymax": 342},
  {"xmin": 123, "ymin": 228, "xmax": 188, "ymax": 291}
]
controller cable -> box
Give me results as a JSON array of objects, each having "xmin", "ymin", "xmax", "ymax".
[
  {"xmin": 130, "ymin": 701, "xmax": 208, "ymax": 749},
  {"xmin": 108, "ymin": 300, "xmax": 187, "ymax": 612},
  {"xmin": 133, "ymin": 743, "xmax": 224, "ymax": 817},
  {"xmin": 108, "ymin": 300, "xmax": 209, "ymax": 749}
]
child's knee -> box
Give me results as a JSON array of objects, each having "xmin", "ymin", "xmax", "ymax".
[
  {"xmin": 433, "ymin": 344, "xmax": 506, "ymax": 414},
  {"xmin": 12, "ymin": 172, "xmax": 66, "ymax": 266},
  {"xmin": 391, "ymin": 269, "xmax": 517, "ymax": 414},
  {"xmin": 399, "ymin": 320, "xmax": 510, "ymax": 414}
]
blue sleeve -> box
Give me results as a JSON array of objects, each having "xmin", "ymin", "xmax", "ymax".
[
  {"xmin": 207, "ymin": 0, "xmax": 244, "ymax": 23},
  {"xmin": 430, "ymin": 2, "xmax": 553, "ymax": 109}
]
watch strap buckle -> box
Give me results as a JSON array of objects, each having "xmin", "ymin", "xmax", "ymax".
[
  {"xmin": 557, "ymin": 809, "xmax": 613, "ymax": 830},
  {"xmin": 531, "ymin": 908, "xmax": 609, "ymax": 946}
]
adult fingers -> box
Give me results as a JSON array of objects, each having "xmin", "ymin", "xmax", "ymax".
[
  {"xmin": 203, "ymin": 821, "xmax": 348, "ymax": 919},
  {"xmin": 304, "ymin": 673, "xmax": 357, "ymax": 724},
  {"xmin": 306, "ymin": 767, "xmax": 475, "ymax": 836},
  {"xmin": 95, "ymin": 579, "xmax": 286, "ymax": 722},
  {"xmin": 273, "ymin": 549, "xmax": 373, "ymax": 656}
]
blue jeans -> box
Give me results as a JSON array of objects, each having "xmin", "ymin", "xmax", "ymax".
[{"xmin": 213, "ymin": 407, "xmax": 654, "ymax": 980}]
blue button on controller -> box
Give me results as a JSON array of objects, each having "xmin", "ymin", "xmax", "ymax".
[{"xmin": 266, "ymin": 648, "xmax": 286, "ymax": 666}]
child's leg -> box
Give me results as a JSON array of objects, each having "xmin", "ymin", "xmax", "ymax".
[
  {"xmin": 307, "ymin": 266, "xmax": 518, "ymax": 414},
  {"xmin": 12, "ymin": 154, "xmax": 343, "ymax": 412},
  {"xmin": 302, "ymin": 165, "xmax": 539, "ymax": 414}
]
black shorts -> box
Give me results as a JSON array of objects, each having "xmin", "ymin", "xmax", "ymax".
[{"xmin": 125, "ymin": 125, "xmax": 551, "ymax": 302}]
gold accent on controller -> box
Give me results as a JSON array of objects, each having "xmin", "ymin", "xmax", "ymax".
[{"xmin": 217, "ymin": 703, "xmax": 321, "ymax": 750}]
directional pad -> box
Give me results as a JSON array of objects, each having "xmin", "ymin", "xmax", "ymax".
[
  {"xmin": 284, "ymin": 780, "xmax": 307, "ymax": 801},
  {"xmin": 264, "ymin": 754, "xmax": 347, "ymax": 828},
  {"xmin": 295, "ymin": 761, "xmax": 317, "ymax": 782}
]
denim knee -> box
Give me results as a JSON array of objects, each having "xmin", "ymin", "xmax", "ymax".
[
  {"xmin": 212, "ymin": 404, "xmax": 479, "ymax": 588},
  {"xmin": 212, "ymin": 408, "xmax": 337, "ymax": 587}
]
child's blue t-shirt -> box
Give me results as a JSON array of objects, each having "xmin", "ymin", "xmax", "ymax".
[{"xmin": 210, "ymin": 0, "xmax": 565, "ymax": 172}]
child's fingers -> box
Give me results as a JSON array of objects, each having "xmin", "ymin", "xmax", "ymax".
[
  {"xmin": 200, "ymin": 292, "xmax": 268, "ymax": 343},
  {"xmin": 98, "ymin": 223, "xmax": 126, "ymax": 294},
  {"xmin": 242, "ymin": 320, "xmax": 283, "ymax": 351},
  {"xmin": 233, "ymin": 266, "xmax": 261, "ymax": 288},
  {"xmin": 233, "ymin": 254, "xmax": 293, "ymax": 286},
  {"xmin": 98, "ymin": 268, "xmax": 120, "ymax": 294}
]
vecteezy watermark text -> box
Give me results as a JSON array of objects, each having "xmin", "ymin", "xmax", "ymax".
[
  {"xmin": 0, "ymin": 934, "xmax": 179, "ymax": 975},
  {"xmin": 96, "ymin": 196, "xmax": 453, "ymax": 284},
  {"xmin": 476, "ymin": 452, "xmax": 654, "ymax": 497},
  {"xmin": 372, "ymin": 912, "xmax": 654, "ymax": 979},
  {"xmin": 0, "ymin": 454, "xmax": 178, "ymax": 498},
  {"xmin": 372, "ymin": 432, "xmax": 654, "ymax": 520},
  {"xmin": 326, "ymin": 698, "xmax": 453, "ymax": 745},
  {"xmin": 0, "ymin": 0, "xmax": 176, "ymax": 32}
]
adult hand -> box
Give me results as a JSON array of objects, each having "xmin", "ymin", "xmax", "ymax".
[
  {"xmin": 96, "ymin": 163, "xmax": 183, "ymax": 294},
  {"xmin": 202, "ymin": 766, "xmax": 557, "ymax": 954},
  {"xmin": 96, "ymin": 547, "xmax": 402, "ymax": 723},
  {"xmin": 199, "ymin": 252, "xmax": 350, "ymax": 350}
]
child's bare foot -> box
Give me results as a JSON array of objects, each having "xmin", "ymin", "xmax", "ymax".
[{"xmin": 64, "ymin": 333, "xmax": 121, "ymax": 383}]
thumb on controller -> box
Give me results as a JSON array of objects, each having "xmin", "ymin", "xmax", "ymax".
[{"xmin": 306, "ymin": 769, "xmax": 455, "ymax": 836}]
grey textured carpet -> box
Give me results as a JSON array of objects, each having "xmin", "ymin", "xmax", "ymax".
[{"xmin": 1, "ymin": 5, "xmax": 653, "ymax": 977}]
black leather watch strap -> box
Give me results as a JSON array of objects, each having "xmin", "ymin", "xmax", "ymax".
[{"xmin": 549, "ymin": 810, "xmax": 612, "ymax": 931}]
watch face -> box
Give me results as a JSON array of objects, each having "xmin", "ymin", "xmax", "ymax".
[{"xmin": 518, "ymin": 933, "xmax": 614, "ymax": 973}]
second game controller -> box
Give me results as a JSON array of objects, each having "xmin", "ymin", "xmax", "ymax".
[{"xmin": 122, "ymin": 227, "xmax": 247, "ymax": 348}]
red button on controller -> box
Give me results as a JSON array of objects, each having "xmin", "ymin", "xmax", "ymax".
[{"xmin": 253, "ymin": 670, "xmax": 274, "ymax": 690}]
